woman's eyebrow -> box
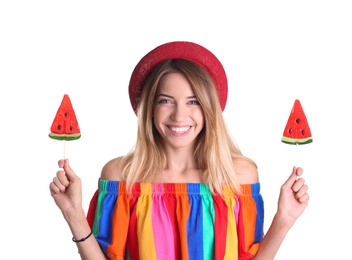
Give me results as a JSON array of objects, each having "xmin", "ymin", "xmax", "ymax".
[
  {"xmin": 157, "ymin": 93, "xmax": 173, "ymax": 99},
  {"xmin": 157, "ymin": 93, "xmax": 197, "ymax": 99}
]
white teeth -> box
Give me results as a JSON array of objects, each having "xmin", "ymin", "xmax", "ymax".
[{"xmin": 170, "ymin": 126, "xmax": 190, "ymax": 133}]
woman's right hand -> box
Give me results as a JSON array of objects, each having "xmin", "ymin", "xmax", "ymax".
[
  {"xmin": 50, "ymin": 160, "xmax": 108, "ymax": 259},
  {"xmin": 49, "ymin": 159, "xmax": 83, "ymax": 218}
]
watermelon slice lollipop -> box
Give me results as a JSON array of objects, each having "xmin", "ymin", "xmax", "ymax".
[
  {"xmin": 49, "ymin": 94, "xmax": 81, "ymax": 141},
  {"xmin": 281, "ymin": 99, "xmax": 312, "ymax": 145}
]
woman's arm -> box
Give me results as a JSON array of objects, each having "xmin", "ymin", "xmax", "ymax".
[
  {"xmin": 49, "ymin": 159, "xmax": 107, "ymax": 260},
  {"xmin": 252, "ymin": 166, "xmax": 309, "ymax": 260}
]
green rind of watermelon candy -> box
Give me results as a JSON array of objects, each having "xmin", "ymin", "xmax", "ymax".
[
  {"xmin": 281, "ymin": 136, "xmax": 312, "ymax": 145},
  {"xmin": 49, "ymin": 132, "xmax": 81, "ymax": 141}
]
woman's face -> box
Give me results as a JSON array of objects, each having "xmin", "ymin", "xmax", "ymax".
[{"xmin": 153, "ymin": 72, "xmax": 205, "ymax": 150}]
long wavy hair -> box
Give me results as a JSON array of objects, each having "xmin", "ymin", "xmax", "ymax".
[{"xmin": 121, "ymin": 59, "xmax": 256, "ymax": 195}]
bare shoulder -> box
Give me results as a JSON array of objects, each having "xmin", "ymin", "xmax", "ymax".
[
  {"xmin": 100, "ymin": 156, "xmax": 124, "ymax": 181},
  {"xmin": 233, "ymin": 156, "xmax": 259, "ymax": 184}
]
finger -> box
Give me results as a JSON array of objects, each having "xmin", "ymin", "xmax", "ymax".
[
  {"xmin": 52, "ymin": 175, "xmax": 68, "ymax": 192},
  {"xmin": 62, "ymin": 159, "xmax": 78, "ymax": 181},
  {"xmin": 284, "ymin": 166, "xmax": 305, "ymax": 188},
  {"xmin": 56, "ymin": 170, "xmax": 70, "ymax": 187},
  {"xmin": 49, "ymin": 182, "xmax": 60, "ymax": 195},
  {"xmin": 295, "ymin": 167, "xmax": 303, "ymax": 177},
  {"xmin": 294, "ymin": 183, "xmax": 309, "ymax": 199},
  {"xmin": 292, "ymin": 178, "xmax": 305, "ymax": 193},
  {"xmin": 282, "ymin": 166, "xmax": 298, "ymax": 188},
  {"xmin": 298, "ymin": 192, "xmax": 309, "ymax": 204},
  {"xmin": 50, "ymin": 178, "xmax": 67, "ymax": 194},
  {"xmin": 58, "ymin": 159, "xmax": 65, "ymax": 168}
]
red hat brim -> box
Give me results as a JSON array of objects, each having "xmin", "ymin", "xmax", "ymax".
[{"xmin": 128, "ymin": 41, "xmax": 228, "ymax": 113}]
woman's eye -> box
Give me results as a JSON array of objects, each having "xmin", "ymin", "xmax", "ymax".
[
  {"xmin": 158, "ymin": 99, "xmax": 171, "ymax": 104},
  {"xmin": 189, "ymin": 100, "xmax": 200, "ymax": 105}
]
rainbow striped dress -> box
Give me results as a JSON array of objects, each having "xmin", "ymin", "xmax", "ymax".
[{"xmin": 87, "ymin": 179, "xmax": 264, "ymax": 260}]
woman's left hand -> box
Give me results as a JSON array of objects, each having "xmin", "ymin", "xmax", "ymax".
[{"xmin": 278, "ymin": 166, "xmax": 309, "ymax": 223}]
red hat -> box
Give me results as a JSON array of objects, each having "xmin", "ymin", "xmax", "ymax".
[{"xmin": 128, "ymin": 41, "xmax": 228, "ymax": 113}]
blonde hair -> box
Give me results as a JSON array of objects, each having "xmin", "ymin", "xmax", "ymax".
[{"xmin": 121, "ymin": 59, "xmax": 256, "ymax": 195}]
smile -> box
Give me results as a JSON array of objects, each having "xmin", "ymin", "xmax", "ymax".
[{"xmin": 169, "ymin": 126, "xmax": 191, "ymax": 134}]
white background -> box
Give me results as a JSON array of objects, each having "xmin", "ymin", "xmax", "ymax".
[{"xmin": 1, "ymin": 1, "xmax": 351, "ymax": 259}]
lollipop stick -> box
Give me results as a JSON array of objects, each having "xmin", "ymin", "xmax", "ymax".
[
  {"xmin": 63, "ymin": 140, "xmax": 66, "ymax": 159},
  {"xmin": 295, "ymin": 143, "xmax": 299, "ymax": 167}
]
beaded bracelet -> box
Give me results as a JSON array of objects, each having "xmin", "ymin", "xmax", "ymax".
[{"xmin": 72, "ymin": 230, "xmax": 93, "ymax": 243}]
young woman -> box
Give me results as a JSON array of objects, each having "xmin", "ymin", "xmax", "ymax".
[{"xmin": 50, "ymin": 41, "xmax": 309, "ymax": 260}]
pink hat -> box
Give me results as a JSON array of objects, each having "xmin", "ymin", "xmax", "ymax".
[{"xmin": 128, "ymin": 41, "xmax": 228, "ymax": 113}]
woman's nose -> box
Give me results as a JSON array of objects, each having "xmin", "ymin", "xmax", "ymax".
[{"xmin": 171, "ymin": 104, "xmax": 187, "ymax": 121}]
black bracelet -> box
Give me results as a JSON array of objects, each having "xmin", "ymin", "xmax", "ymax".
[{"xmin": 72, "ymin": 230, "xmax": 93, "ymax": 243}]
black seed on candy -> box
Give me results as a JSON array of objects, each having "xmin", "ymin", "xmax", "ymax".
[
  {"xmin": 70, "ymin": 126, "xmax": 73, "ymax": 131},
  {"xmin": 301, "ymin": 130, "xmax": 305, "ymax": 135},
  {"xmin": 296, "ymin": 118, "xmax": 300, "ymax": 124},
  {"xmin": 289, "ymin": 129, "xmax": 292, "ymax": 134},
  {"xmin": 58, "ymin": 125, "xmax": 62, "ymax": 130}
]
